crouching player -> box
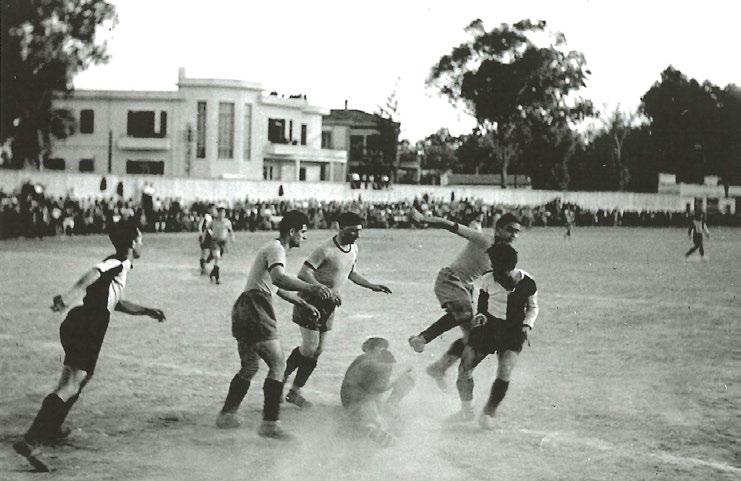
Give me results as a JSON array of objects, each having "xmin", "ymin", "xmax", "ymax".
[
  {"xmin": 448, "ymin": 244, "xmax": 539, "ymax": 429},
  {"xmin": 13, "ymin": 222, "xmax": 166, "ymax": 472},
  {"xmin": 340, "ymin": 337, "xmax": 415, "ymax": 447}
]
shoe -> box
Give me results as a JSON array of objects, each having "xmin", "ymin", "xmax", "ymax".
[
  {"xmin": 258, "ymin": 420, "xmax": 294, "ymax": 440},
  {"xmin": 425, "ymin": 364, "xmax": 448, "ymax": 391},
  {"xmin": 285, "ymin": 390, "xmax": 313, "ymax": 408},
  {"xmin": 478, "ymin": 412, "xmax": 495, "ymax": 430},
  {"xmin": 215, "ymin": 412, "xmax": 242, "ymax": 429},
  {"xmin": 210, "ymin": 266, "xmax": 220, "ymax": 284},
  {"xmin": 444, "ymin": 409, "xmax": 475, "ymax": 423},
  {"xmin": 13, "ymin": 439, "xmax": 53, "ymax": 472},
  {"xmin": 408, "ymin": 335, "xmax": 426, "ymax": 353}
]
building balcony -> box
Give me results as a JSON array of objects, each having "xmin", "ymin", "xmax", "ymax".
[
  {"xmin": 264, "ymin": 143, "xmax": 347, "ymax": 163},
  {"xmin": 116, "ymin": 136, "xmax": 171, "ymax": 151}
]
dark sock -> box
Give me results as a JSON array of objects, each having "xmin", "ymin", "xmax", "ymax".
[
  {"xmin": 221, "ymin": 375, "xmax": 251, "ymax": 414},
  {"xmin": 283, "ymin": 347, "xmax": 301, "ymax": 382},
  {"xmin": 25, "ymin": 394, "xmax": 65, "ymax": 442},
  {"xmin": 262, "ymin": 379, "xmax": 284, "ymax": 422},
  {"xmin": 293, "ymin": 354, "xmax": 318, "ymax": 388},
  {"xmin": 199, "ymin": 258, "xmax": 205, "ymax": 269},
  {"xmin": 419, "ymin": 313, "xmax": 458, "ymax": 343},
  {"xmin": 456, "ymin": 378, "xmax": 474, "ymax": 402},
  {"xmin": 446, "ymin": 338, "xmax": 466, "ymax": 357},
  {"xmin": 484, "ymin": 378, "xmax": 510, "ymax": 415},
  {"xmin": 57, "ymin": 394, "xmax": 79, "ymax": 428}
]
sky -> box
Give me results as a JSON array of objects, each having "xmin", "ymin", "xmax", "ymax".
[{"xmin": 74, "ymin": 0, "xmax": 741, "ymax": 141}]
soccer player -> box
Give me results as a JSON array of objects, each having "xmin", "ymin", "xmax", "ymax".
[
  {"xmin": 208, "ymin": 205, "xmax": 235, "ymax": 284},
  {"xmin": 198, "ymin": 204, "xmax": 217, "ymax": 275},
  {"xmin": 215, "ymin": 210, "xmax": 332, "ymax": 440},
  {"xmin": 282, "ymin": 212, "xmax": 392, "ymax": 408},
  {"xmin": 340, "ymin": 337, "xmax": 414, "ymax": 446},
  {"xmin": 13, "ymin": 222, "xmax": 166, "ymax": 473},
  {"xmin": 563, "ymin": 207, "xmax": 575, "ymax": 239},
  {"xmin": 406, "ymin": 209, "xmax": 521, "ymax": 389},
  {"xmin": 685, "ymin": 210, "xmax": 710, "ymax": 260},
  {"xmin": 446, "ymin": 243, "xmax": 538, "ymax": 427}
]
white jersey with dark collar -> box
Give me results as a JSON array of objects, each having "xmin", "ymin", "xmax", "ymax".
[{"xmin": 304, "ymin": 236, "xmax": 358, "ymax": 290}]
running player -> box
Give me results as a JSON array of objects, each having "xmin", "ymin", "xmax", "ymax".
[
  {"xmin": 406, "ymin": 209, "xmax": 521, "ymax": 390},
  {"xmin": 340, "ymin": 337, "xmax": 414, "ymax": 446},
  {"xmin": 208, "ymin": 205, "xmax": 235, "ymax": 284},
  {"xmin": 685, "ymin": 210, "xmax": 710, "ymax": 260},
  {"xmin": 446, "ymin": 243, "xmax": 538, "ymax": 428},
  {"xmin": 199, "ymin": 204, "xmax": 217, "ymax": 275},
  {"xmin": 563, "ymin": 208, "xmax": 575, "ymax": 239},
  {"xmin": 215, "ymin": 210, "xmax": 332, "ymax": 440},
  {"xmin": 13, "ymin": 222, "xmax": 166, "ymax": 472},
  {"xmin": 282, "ymin": 212, "xmax": 392, "ymax": 408}
]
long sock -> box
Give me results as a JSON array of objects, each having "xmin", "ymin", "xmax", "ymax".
[
  {"xmin": 57, "ymin": 394, "xmax": 79, "ymax": 427},
  {"xmin": 25, "ymin": 394, "xmax": 65, "ymax": 442},
  {"xmin": 221, "ymin": 375, "xmax": 251, "ymax": 414},
  {"xmin": 484, "ymin": 378, "xmax": 509, "ymax": 415},
  {"xmin": 199, "ymin": 258, "xmax": 205, "ymax": 269},
  {"xmin": 262, "ymin": 379, "xmax": 284, "ymax": 421},
  {"xmin": 456, "ymin": 378, "xmax": 474, "ymax": 402},
  {"xmin": 293, "ymin": 354, "xmax": 318, "ymax": 389},
  {"xmin": 283, "ymin": 347, "xmax": 301, "ymax": 382},
  {"xmin": 419, "ymin": 313, "xmax": 458, "ymax": 343}
]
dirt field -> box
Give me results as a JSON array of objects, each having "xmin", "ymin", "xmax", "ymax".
[{"xmin": 1, "ymin": 227, "xmax": 739, "ymax": 480}]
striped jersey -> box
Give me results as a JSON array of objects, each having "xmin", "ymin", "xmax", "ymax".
[
  {"xmin": 475, "ymin": 269, "xmax": 537, "ymax": 327},
  {"xmin": 82, "ymin": 255, "xmax": 132, "ymax": 312}
]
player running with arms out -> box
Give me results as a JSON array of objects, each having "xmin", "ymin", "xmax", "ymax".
[
  {"xmin": 208, "ymin": 205, "xmax": 236, "ymax": 284},
  {"xmin": 685, "ymin": 210, "xmax": 710, "ymax": 261},
  {"xmin": 13, "ymin": 222, "xmax": 166, "ymax": 473},
  {"xmin": 215, "ymin": 210, "xmax": 332, "ymax": 440},
  {"xmin": 448, "ymin": 244, "xmax": 538, "ymax": 428},
  {"xmin": 282, "ymin": 212, "xmax": 391, "ymax": 408},
  {"xmin": 406, "ymin": 209, "xmax": 521, "ymax": 390},
  {"xmin": 199, "ymin": 204, "xmax": 217, "ymax": 275}
]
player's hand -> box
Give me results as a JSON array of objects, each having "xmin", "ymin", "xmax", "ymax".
[
  {"xmin": 309, "ymin": 284, "xmax": 333, "ymax": 302},
  {"xmin": 521, "ymin": 326, "xmax": 531, "ymax": 346},
  {"xmin": 371, "ymin": 284, "xmax": 392, "ymax": 294},
  {"xmin": 331, "ymin": 292, "xmax": 342, "ymax": 307},
  {"xmin": 303, "ymin": 303, "xmax": 321, "ymax": 322},
  {"xmin": 148, "ymin": 308, "xmax": 166, "ymax": 322},
  {"xmin": 51, "ymin": 294, "xmax": 67, "ymax": 312}
]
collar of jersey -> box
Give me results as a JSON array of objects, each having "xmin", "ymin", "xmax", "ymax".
[{"xmin": 333, "ymin": 236, "xmax": 352, "ymax": 253}]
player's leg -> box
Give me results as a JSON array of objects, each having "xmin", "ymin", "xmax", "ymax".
[
  {"xmin": 285, "ymin": 327, "xmax": 324, "ymax": 408},
  {"xmin": 216, "ymin": 341, "xmax": 259, "ymax": 428},
  {"xmin": 209, "ymin": 245, "xmax": 221, "ymax": 284},
  {"xmin": 254, "ymin": 339, "xmax": 293, "ymax": 439},
  {"xmin": 446, "ymin": 346, "xmax": 487, "ymax": 422},
  {"xmin": 424, "ymin": 300, "xmax": 474, "ymax": 389},
  {"xmin": 199, "ymin": 246, "xmax": 210, "ymax": 274},
  {"xmin": 479, "ymin": 350, "xmax": 519, "ymax": 429}
]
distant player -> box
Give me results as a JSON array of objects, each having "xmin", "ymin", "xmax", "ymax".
[
  {"xmin": 446, "ymin": 244, "xmax": 538, "ymax": 428},
  {"xmin": 282, "ymin": 212, "xmax": 392, "ymax": 408},
  {"xmin": 13, "ymin": 222, "xmax": 166, "ymax": 472},
  {"xmin": 215, "ymin": 210, "xmax": 332, "ymax": 440},
  {"xmin": 563, "ymin": 208, "xmax": 575, "ymax": 239},
  {"xmin": 198, "ymin": 204, "xmax": 217, "ymax": 275},
  {"xmin": 406, "ymin": 209, "xmax": 521, "ymax": 390},
  {"xmin": 340, "ymin": 337, "xmax": 414, "ymax": 446},
  {"xmin": 208, "ymin": 205, "xmax": 235, "ymax": 284},
  {"xmin": 685, "ymin": 210, "xmax": 710, "ymax": 260}
]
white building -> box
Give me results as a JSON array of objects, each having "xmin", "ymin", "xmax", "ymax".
[{"xmin": 48, "ymin": 68, "xmax": 347, "ymax": 182}]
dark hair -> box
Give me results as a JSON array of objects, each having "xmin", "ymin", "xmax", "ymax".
[
  {"xmin": 338, "ymin": 211, "xmax": 363, "ymax": 228},
  {"xmin": 487, "ymin": 243, "xmax": 518, "ymax": 272},
  {"xmin": 108, "ymin": 221, "xmax": 140, "ymax": 252},
  {"xmin": 495, "ymin": 212, "xmax": 520, "ymax": 229},
  {"xmin": 279, "ymin": 210, "xmax": 309, "ymax": 235}
]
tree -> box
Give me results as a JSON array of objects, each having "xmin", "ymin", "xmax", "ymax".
[
  {"xmin": 1, "ymin": 0, "xmax": 117, "ymax": 168},
  {"xmin": 372, "ymin": 83, "xmax": 401, "ymax": 179},
  {"xmin": 427, "ymin": 19, "xmax": 593, "ymax": 188},
  {"xmin": 419, "ymin": 128, "xmax": 460, "ymax": 174}
]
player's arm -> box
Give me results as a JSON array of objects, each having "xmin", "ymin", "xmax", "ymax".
[
  {"xmin": 270, "ymin": 264, "xmax": 332, "ymax": 300},
  {"xmin": 409, "ymin": 209, "xmax": 489, "ymax": 247},
  {"xmin": 228, "ymin": 221, "xmax": 235, "ymax": 242},
  {"xmin": 348, "ymin": 270, "xmax": 391, "ymax": 294},
  {"xmin": 521, "ymin": 292, "xmax": 539, "ymax": 341},
  {"xmin": 51, "ymin": 268, "xmax": 101, "ymax": 311},
  {"xmin": 703, "ymin": 222, "xmax": 710, "ymax": 238},
  {"xmin": 276, "ymin": 289, "xmax": 321, "ymax": 320},
  {"xmin": 114, "ymin": 300, "xmax": 166, "ymax": 322}
]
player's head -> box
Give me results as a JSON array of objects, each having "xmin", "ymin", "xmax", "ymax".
[
  {"xmin": 494, "ymin": 213, "xmax": 521, "ymax": 243},
  {"xmin": 337, "ymin": 212, "xmax": 363, "ymax": 245},
  {"xmin": 361, "ymin": 336, "xmax": 395, "ymax": 361},
  {"xmin": 109, "ymin": 221, "xmax": 142, "ymax": 258},
  {"xmin": 487, "ymin": 243, "xmax": 518, "ymax": 290},
  {"xmin": 208, "ymin": 203, "xmax": 217, "ymax": 216},
  {"xmin": 279, "ymin": 210, "xmax": 309, "ymax": 247},
  {"xmin": 217, "ymin": 204, "xmax": 226, "ymax": 219},
  {"xmin": 694, "ymin": 210, "xmax": 703, "ymax": 220}
]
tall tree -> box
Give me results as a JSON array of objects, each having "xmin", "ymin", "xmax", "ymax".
[
  {"xmin": 373, "ymin": 83, "xmax": 401, "ymax": 179},
  {"xmin": 1, "ymin": 0, "xmax": 117, "ymax": 168},
  {"xmin": 419, "ymin": 128, "xmax": 460, "ymax": 173},
  {"xmin": 427, "ymin": 19, "xmax": 593, "ymax": 188}
]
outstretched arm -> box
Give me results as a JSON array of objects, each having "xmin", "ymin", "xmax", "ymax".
[
  {"xmin": 409, "ymin": 209, "xmax": 490, "ymax": 247},
  {"xmin": 270, "ymin": 264, "xmax": 332, "ymax": 300},
  {"xmin": 51, "ymin": 268, "xmax": 101, "ymax": 311},
  {"xmin": 348, "ymin": 270, "xmax": 392, "ymax": 294},
  {"xmin": 115, "ymin": 300, "xmax": 166, "ymax": 322}
]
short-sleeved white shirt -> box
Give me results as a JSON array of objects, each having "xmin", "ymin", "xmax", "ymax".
[
  {"xmin": 244, "ymin": 240, "xmax": 286, "ymax": 295},
  {"xmin": 304, "ymin": 237, "xmax": 358, "ymax": 290}
]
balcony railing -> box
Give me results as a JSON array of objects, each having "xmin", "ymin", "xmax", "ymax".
[
  {"xmin": 117, "ymin": 136, "xmax": 171, "ymax": 151},
  {"xmin": 264, "ymin": 143, "xmax": 347, "ymax": 163}
]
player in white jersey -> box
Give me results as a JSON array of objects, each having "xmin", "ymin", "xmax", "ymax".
[
  {"xmin": 282, "ymin": 212, "xmax": 392, "ymax": 408},
  {"xmin": 208, "ymin": 206, "xmax": 235, "ymax": 284},
  {"xmin": 407, "ymin": 210, "xmax": 521, "ymax": 390},
  {"xmin": 446, "ymin": 243, "xmax": 539, "ymax": 428},
  {"xmin": 215, "ymin": 210, "xmax": 332, "ymax": 440},
  {"xmin": 685, "ymin": 210, "xmax": 710, "ymax": 260},
  {"xmin": 198, "ymin": 204, "xmax": 217, "ymax": 275},
  {"xmin": 13, "ymin": 222, "xmax": 166, "ymax": 472}
]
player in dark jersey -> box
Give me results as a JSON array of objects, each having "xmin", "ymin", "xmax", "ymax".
[
  {"xmin": 448, "ymin": 244, "xmax": 539, "ymax": 427},
  {"xmin": 685, "ymin": 210, "xmax": 710, "ymax": 260},
  {"xmin": 13, "ymin": 222, "xmax": 166, "ymax": 472},
  {"xmin": 199, "ymin": 204, "xmax": 217, "ymax": 275}
]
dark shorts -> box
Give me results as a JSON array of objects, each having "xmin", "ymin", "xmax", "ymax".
[
  {"xmin": 468, "ymin": 313, "xmax": 525, "ymax": 354},
  {"xmin": 59, "ymin": 306, "xmax": 110, "ymax": 374},
  {"xmin": 692, "ymin": 233, "xmax": 703, "ymax": 247},
  {"xmin": 231, "ymin": 290, "xmax": 277, "ymax": 344},
  {"xmin": 210, "ymin": 239, "xmax": 227, "ymax": 254},
  {"xmin": 292, "ymin": 292, "xmax": 337, "ymax": 332}
]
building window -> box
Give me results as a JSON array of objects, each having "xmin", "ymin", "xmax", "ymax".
[
  {"xmin": 263, "ymin": 165, "xmax": 274, "ymax": 180},
  {"xmin": 126, "ymin": 160, "xmax": 164, "ymax": 175},
  {"xmin": 79, "ymin": 158, "xmax": 94, "ymax": 172},
  {"xmin": 289, "ymin": 120, "xmax": 294, "ymax": 143},
  {"xmin": 43, "ymin": 158, "xmax": 65, "ymax": 170},
  {"xmin": 80, "ymin": 109, "xmax": 94, "ymax": 134},
  {"xmin": 196, "ymin": 101, "xmax": 207, "ymax": 158},
  {"xmin": 268, "ymin": 118, "xmax": 286, "ymax": 143},
  {"xmin": 321, "ymin": 131, "xmax": 332, "ymax": 149},
  {"xmin": 127, "ymin": 110, "xmax": 167, "ymax": 138},
  {"xmin": 299, "ymin": 167, "xmax": 306, "ymax": 181},
  {"xmin": 243, "ymin": 104, "xmax": 252, "ymax": 160},
  {"xmin": 218, "ymin": 102, "xmax": 234, "ymax": 159},
  {"xmin": 301, "ymin": 124, "xmax": 307, "ymax": 145},
  {"xmin": 350, "ymin": 135, "xmax": 365, "ymax": 162}
]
